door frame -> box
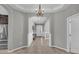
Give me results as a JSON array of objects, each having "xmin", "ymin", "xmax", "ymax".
[
  {"xmin": 67, "ymin": 17, "xmax": 72, "ymax": 52},
  {"xmin": 28, "ymin": 17, "xmax": 52, "ymax": 47}
]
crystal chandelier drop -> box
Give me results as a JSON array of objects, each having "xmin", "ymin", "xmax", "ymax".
[{"xmin": 36, "ymin": 4, "xmax": 44, "ymax": 16}]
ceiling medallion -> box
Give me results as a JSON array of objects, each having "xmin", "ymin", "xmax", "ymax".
[{"xmin": 36, "ymin": 4, "xmax": 44, "ymax": 16}]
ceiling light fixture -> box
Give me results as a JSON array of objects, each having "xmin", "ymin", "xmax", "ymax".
[{"xmin": 36, "ymin": 4, "xmax": 44, "ymax": 16}]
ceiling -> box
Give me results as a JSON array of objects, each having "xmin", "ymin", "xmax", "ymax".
[{"xmin": 8, "ymin": 4, "xmax": 70, "ymax": 13}]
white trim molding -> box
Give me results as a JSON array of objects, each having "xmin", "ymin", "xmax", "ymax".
[
  {"xmin": 8, "ymin": 46, "xmax": 28, "ymax": 53},
  {"xmin": 66, "ymin": 17, "xmax": 72, "ymax": 53},
  {"xmin": 51, "ymin": 45, "xmax": 68, "ymax": 52}
]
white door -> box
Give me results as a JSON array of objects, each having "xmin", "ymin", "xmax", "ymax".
[
  {"xmin": 71, "ymin": 16, "xmax": 79, "ymax": 53},
  {"xmin": 68, "ymin": 15, "xmax": 79, "ymax": 53}
]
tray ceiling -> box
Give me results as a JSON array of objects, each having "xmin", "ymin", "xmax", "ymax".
[{"xmin": 8, "ymin": 4, "xmax": 70, "ymax": 13}]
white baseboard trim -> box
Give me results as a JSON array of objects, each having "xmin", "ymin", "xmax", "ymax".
[
  {"xmin": 8, "ymin": 46, "xmax": 29, "ymax": 53},
  {"xmin": 66, "ymin": 48, "xmax": 70, "ymax": 52},
  {"xmin": 51, "ymin": 45, "xmax": 68, "ymax": 52}
]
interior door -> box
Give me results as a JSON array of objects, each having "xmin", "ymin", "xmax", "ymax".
[{"xmin": 71, "ymin": 16, "xmax": 79, "ymax": 53}]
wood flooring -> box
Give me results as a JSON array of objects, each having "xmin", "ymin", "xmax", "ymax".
[
  {"xmin": 0, "ymin": 37, "xmax": 71, "ymax": 54},
  {"xmin": 13, "ymin": 37, "xmax": 70, "ymax": 54}
]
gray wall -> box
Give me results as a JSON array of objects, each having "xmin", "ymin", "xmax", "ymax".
[
  {"xmin": 44, "ymin": 20, "xmax": 50, "ymax": 33},
  {"xmin": 8, "ymin": 9, "xmax": 25, "ymax": 50},
  {"xmin": 0, "ymin": 5, "xmax": 8, "ymax": 15},
  {"xmin": 44, "ymin": 13, "xmax": 54, "ymax": 45},
  {"xmin": 3, "ymin": 4, "xmax": 78, "ymax": 50},
  {"xmin": 53, "ymin": 4, "xmax": 79, "ymax": 49},
  {"xmin": 1, "ymin": 5, "xmax": 26, "ymax": 50},
  {"xmin": 5, "ymin": 4, "xmax": 79, "ymax": 51},
  {"xmin": 22, "ymin": 13, "xmax": 34, "ymax": 46},
  {"xmin": 22, "ymin": 13, "xmax": 31, "ymax": 46}
]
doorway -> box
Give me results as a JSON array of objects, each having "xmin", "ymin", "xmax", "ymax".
[{"xmin": 28, "ymin": 16, "xmax": 51, "ymax": 47}]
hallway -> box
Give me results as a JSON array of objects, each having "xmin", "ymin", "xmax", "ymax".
[{"xmin": 13, "ymin": 38, "xmax": 69, "ymax": 54}]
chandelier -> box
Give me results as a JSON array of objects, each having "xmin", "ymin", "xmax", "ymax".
[{"xmin": 36, "ymin": 4, "xmax": 44, "ymax": 16}]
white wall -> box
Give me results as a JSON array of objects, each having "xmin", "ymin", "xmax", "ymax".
[{"xmin": 53, "ymin": 4, "xmax": 79, "ymax": 49}]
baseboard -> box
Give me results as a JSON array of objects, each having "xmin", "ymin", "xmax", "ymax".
[
  {"xmin": 51, "ymin": 45, "xmax": 68, "ymax": 52},
  {"xmin": 8, "ymin": 46, "xmax": 28, "ymax": 53},
  {"xmin": 66, "ymin": 48, "xmax": 70, "ymax": 52}
]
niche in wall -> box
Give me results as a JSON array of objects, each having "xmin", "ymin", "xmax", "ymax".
[{"xmin": 0, "ymin": 15, "xmax": 8, "ymax": 49}]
